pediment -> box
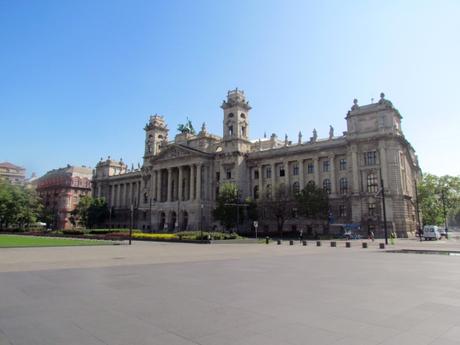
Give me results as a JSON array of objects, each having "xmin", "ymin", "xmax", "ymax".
[{"xmin": 151, "ymin": 144, "xmax": 210, "ymax": 163}]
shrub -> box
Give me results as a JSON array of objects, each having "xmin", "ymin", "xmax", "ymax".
[
  {"xmin": 62, "ymin": 229, "xmax": 85, "ymax": 236},
  {"xmin": 132, "ymin": 233, "xmax": 177, "ymax": 240}
]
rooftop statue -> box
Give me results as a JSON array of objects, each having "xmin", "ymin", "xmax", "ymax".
[{"xmin": 177, "ymin": 118, "xmax": 196, "ymax": 135}]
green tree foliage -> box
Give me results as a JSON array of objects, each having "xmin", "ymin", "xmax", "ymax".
[
  {"xmin": 295, "ymin": 182, "xmax": 329, "ymax": 220},
  {"xmin": 0, "ymin": 180, "xmax": 42, "ymax": 229},
  {"xmin": 259, "ymin": 184, "xmax": 293, "ymax": 236},
  {"xmin": 71, "ymin": 196, "xmax": 109, "ymax": 229},
  {"xmin": 212, "ymin": 182, "xmax": 240, "ymax": 231},
  {"xmin": 418, "ymin": 174, "xmax": 460, "ymax": 226}
]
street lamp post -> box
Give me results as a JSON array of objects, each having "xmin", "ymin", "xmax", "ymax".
[
  {"xmin": 414, "ymin": 179, "xmax": 422, "ymax": 242},
  {"xmin": 200, "ymin": 204, "xmax": 204, "ymax": 240},
  {"xmin": 441, "ymin": 188, "xmax": 448, "ymax": 239}
]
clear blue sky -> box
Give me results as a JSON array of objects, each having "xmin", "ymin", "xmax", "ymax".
[{"xmin": 1, "ymin": 0, "xmax": 459, "ymax": 177}]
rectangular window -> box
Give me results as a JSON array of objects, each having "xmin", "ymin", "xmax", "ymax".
[
  {"xmin": 339, "ymin": 159, "xmax": 347, "ymax": 171},
  {"xmin": 368, "ymin": 203, "xmax": 376, "ymax": 216},
  {"xmin": 279, "ymin": 167, "xmax": 285, "ymax": 177},
  {"xmin": 307, "ymin": 163, "xmax": 314, "ymax": 174},
  {"xmin": 226, "ymin": 170, "xmax": 232, "ymax": 179},
  {"xmin": 339, "ymin": 205, "xmax": 347, "ymax": 217},
  {"xmin": 293, "ymin": 163, "xmax": 299, "ymax": 176},
  {"xmin": 323, "ymin": 160, "xmax": 330, "ymax": 172},
  {"xmin": 266, "ymin": 166, "xmax": 272, "ymax": 179},
  {"xmin": 364, "ymin": 151, "xmax": 377, "ymax": 166},
  {"xmin": 216, "ymin": 172, "xmax": 220, "ymax": 181},
  {"xmin": 254, "ymin": 170, "xmax": 259, "ymax": 179}
]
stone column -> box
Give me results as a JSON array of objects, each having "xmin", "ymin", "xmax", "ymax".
[
  {"xmin": 271, "ymin": 162, "xmax": 276, "ymax": 188},
  {"xmin": 313, "ymin": 157, "xmax": 320, "ymax": 186},
  {"xmin": 167, "ymin": 168, "xmax": 172, "ymax": 202},
  {"xmin": 298, "ymin": 159, "xmax": 304, "ymax": 190},
  {"xmin": 196, "ymin": 164, "xmax": 202, "ymax": 201},
  {"xmin": 178, "ymin": 166, "xmax": 183, "ymax": 201},
  {"xmin": 151, "ymin": 171, "xmax": 156, "ymax": 202},
  {"xmin": 284, "ymin": 161, "xmax": 290, "ymax": 190},
  {"xmin": 351, "ymin": 147, "xmax": 359, "ymax": 193},
  {"xmin": 110, "ymin": 185, "xmax": 115, "ymax": 207},
  {"xmin": 157, "ymin": 170, "xmax": 162, "ymax": 202},
  {"xmin": 258, "ymin": 166, "xmax": 263, "ymax": 198},
  {"xmin": 379, "ymin": 142, "xmax": 388, "ymax": 190},
  {"xmin": 330, "ymin": 154, "xmax": 336, "ymax": 194},
  {"xmin": 190, "ymin": 165, "xmax": 195, "ymax": 200}
]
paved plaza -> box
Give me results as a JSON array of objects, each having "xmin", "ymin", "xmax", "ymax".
[{"xmin": 1, "ymin": 237, "xmax": 460, "ymax": 345}]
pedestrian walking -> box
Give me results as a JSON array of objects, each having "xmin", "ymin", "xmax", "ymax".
[
  {"xmin": 370, "ymin": 230, "xmax": 375, "ymax": 242},
  {"xmin": 299, "ymin": 229, "xmax": 303, "ymax": 244},
  {"xmin": 390, "ymin": 231, "xmax": 396, "ymax": 245}
]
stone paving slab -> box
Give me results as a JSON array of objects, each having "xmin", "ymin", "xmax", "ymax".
[{"xmin": 0, "ymin": 238, "xmax": 460, "ymax": 345}]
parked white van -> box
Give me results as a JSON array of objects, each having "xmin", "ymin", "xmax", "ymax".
[{"xmin": 423, "ymin": 225, "xmax": 441, "ymax": 240}]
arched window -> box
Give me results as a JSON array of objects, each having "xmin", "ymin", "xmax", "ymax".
[
  {"xmin": 323, "ymin": 179, "xmax": 331, "ymax": 194},
  {"xmin": 240, "ymin": 113, "xmax": 246, "ymax": 119},
  {"xmin": 253, "ymin": 185, "xmax": 259, "ymax": 199},
  {"xmin": 339, "ymin": 177, "xmax": 348, "ymax": 194},
  {"xmin": 307, "ymin": 180, "xmax": 315, "ymax": 187},
  {"xmin": 292, "ymin": 182, "xmax": 300, "ymax": 195},
  {"xmin": 228, "ymin": 125, "xmax": 233, "ymax": 136},
  {"xmin": 228, "ymin": 113, "xmax": 234, "ymax": 118},
  {"xmin": 367, "ymin": 173, "xmax": 378, "ymax": 193}
]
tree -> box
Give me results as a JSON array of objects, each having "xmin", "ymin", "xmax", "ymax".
[
  {"xmin": 295, "ymin": 182, "xmax": 329, "ymax": 220},
  {"xmin": 212, "ymin": 183, "xmax": 240, "ymax": 231},
  {"xmin": 0, "ymin": 180, "xmax": 42, "ymax": 229},
  {"xmin": 418, "ymin": 174, "xmax": 460, "ymax": 226},
  {"xmin": 71, "ymin": 196, "xmax": 109, "ymax": 229},
  {"xmin": 259, "ymin": 184, "xmax": 293, "ymax": 237}
]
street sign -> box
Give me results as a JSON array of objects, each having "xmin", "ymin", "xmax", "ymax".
[{"xmin": 253, "ymin": 221, "xmax": 258, "ymax": 228}]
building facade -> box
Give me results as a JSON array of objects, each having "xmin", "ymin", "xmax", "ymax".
[
  {"xmin": 93, "ymin": 90, "xmax": 421, "ymax": 237},
  {"xmin": 0, "ymin": 162, "xmax": 26, "ymax": 185},
  {"xmin": 36, "ymin": 165, "xmax": 92, "ymax": 229}
]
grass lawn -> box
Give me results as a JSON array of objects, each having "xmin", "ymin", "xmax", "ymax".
[{"xmin": 0, "ymin": 235, "xmax": 114, "ymax": 248}]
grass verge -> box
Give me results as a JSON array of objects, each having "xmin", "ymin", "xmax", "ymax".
[{"xmin": 0, "ymin": 235, "xmax": 114, "ymax": 248}]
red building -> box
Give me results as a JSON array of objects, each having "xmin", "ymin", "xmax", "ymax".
[{"xmin": 37, "ymin": 165, "xmax": 92, "ymax": 229}]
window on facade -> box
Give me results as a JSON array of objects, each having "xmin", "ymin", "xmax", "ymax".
[
  {"xmin": 143, "ymin": 192, "xmax": 148, "ymax": 204},
  {"xmin": 254, "ymin": 170, "xmax": 259, "ymax": 179},
  {"xmin": 293, "ymin": 163, "xmax": 299, "ymax": 176},
  {"xmin": 253, "ymin": 185, "xmax": 259, "ymax": 199},
  {"xmin": 215, "ymin": 187, "xmax": 220, "ymax": 199},
  {"xmin": 241, "ymin": 126, "xmax": 246, "ymax": 137},
  {"xmin": 368, "ymin": 203, "xmax": 376, "ymax": 216},
  {"xmin": 339, "ymin": 159, "xmax": 347, "ymax": 171},
  {"xmin": 339, "ymin": 205, "xmax": 347, "ymax": 217},
  {"xmin": 307, "ymin": 180, "xmax": 315, "ymax": 187},
  {"xmin": 216, "ymin": 172, "xmax": 220, "ymax": 181},
  {"xmin": 323, "ymin": 179, "xmax": 331, "ymax": 194},
  {"xmin": 291, "ymin": 208, "xmax": 298, "ymax": 218},
  {"xmin": 307, "ymin": 163, "xmax": 314, "ymax": 174},
  {"xmin": 364, "ymin": 151, "xmax": 377, "ymax": 166},
  {"xmin": 339, "ymin": 177, "xmax": 348, "ymax": 195},
  {"xmin": 228, "ymin": 113, "xmax": 234, "ymax": 118},
  {"xmin": 226, "ymin": 170, "xmax": 232, "ymax": 179},
  {"xmin": 228, "ymin": 125, "xmax": 233, "ymax": 136},
  {"xmin": 292, "ymin": 182, "xmax": 300, "ymax": 195},
  {"xmin": 279, "ymin": 166, "xmax": 285, "ymax": 177},
  {"xmin": 323, "ymin": 160, "xmax": 330, "ymax": 172},
  {"xmin": 367, "ymin": 173, "xmax": 379, "ymax": 193},
  {"xmin": 265, "ymin": 184, "xmax": 272, "ymax": 199},
  {"xmin": 266, "ymin": 167, "xmax": 272, "ymax": 179},
  {"xmin": 240, "ymin": 113, "xmax": 246, "ymax": 119}
]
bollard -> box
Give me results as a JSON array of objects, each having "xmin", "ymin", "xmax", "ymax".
[
  {"xmin": 265, "ymin": 237, "xmax": 270, "ymax": 245},
  {"xmin": 346, "ymin": 241, "xmax": 351, "ymax": 248},
  {"xmin": 277, "ymin": 239, "xmax": 282, "ymax": 245},
  {"xmin": 330, "ymin": 241, "xmax": 336, "ymax": 247},
  {"xmin": 302, "ymin": 240, "xmax": 307, "ymax": 246},
  {"xmin": 289, "ymin": 240, "xmax": 294, "ymax": 246},
  {"xmin": 379, "ymin": 243, "xmax": 385, "ymax": 249},
  {"xmin": 362, "ymin": 242, "xmax": 368, "ymax": 249},
  {"xmin": 316, "ymin": 241, "xmax": 321, "ymax": 247}
]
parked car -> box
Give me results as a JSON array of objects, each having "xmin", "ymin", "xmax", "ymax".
[
  {"xmin": 423, "ymin": 225, "xmax": 441, "ymax": 240},
  {"xmin": 342, "ymin": 230, "xmax": 361, "ymax": 240}
]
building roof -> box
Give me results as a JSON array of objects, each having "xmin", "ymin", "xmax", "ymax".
[{"xmin": 0, "ymin": 162, "xmax": 25, "ymax": 170}]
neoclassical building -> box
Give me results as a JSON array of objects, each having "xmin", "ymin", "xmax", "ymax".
[{"xmin": 93, "ymin": 89, "xmax": 421, "ymax": 237}]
